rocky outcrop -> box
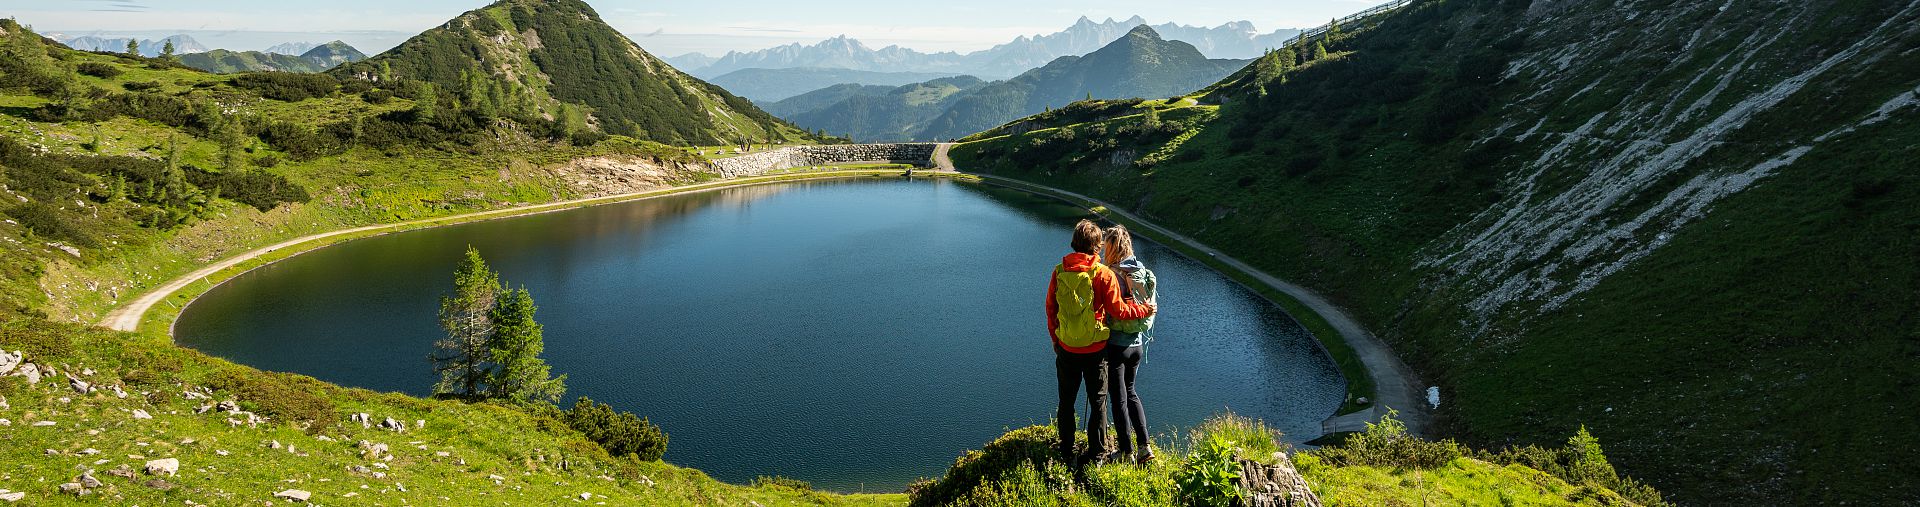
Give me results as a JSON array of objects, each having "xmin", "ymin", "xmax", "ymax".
[
  {"xmin": 552, "ymin": 156, "xmax": 700, "ymax": 198},
  {"xmin": 1236, "ymin": 453, "xmax": 1322, "ymax": 507},
  {"xmin": 709, "ymin": 144, "xmax": 937, "ymax": 177}
]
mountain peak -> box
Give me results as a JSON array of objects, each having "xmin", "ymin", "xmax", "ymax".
[
  {"xmin": 1124, "ymin": 15, "xmax": 1148, "ymax": 25},
  {"xmin": 1126, "ymin": 24, "xmax": 1162, "ymax": 40}
]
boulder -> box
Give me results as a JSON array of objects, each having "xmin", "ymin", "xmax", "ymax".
[
  {"xmin": 379, "ymin": 417, "xmax": 406, "ymax": 432},
  {"xmin": 79, "ymin": 471, "xmax": 102, "ymax": 488},
  {"xmin": 132, "ymin": 409, "xmax": 152, "ymax": 420},
  {"xmin": 14, "ymin": 363, "xmax": 40, "ymax": 384},
  {"xmin": 144, "ymin": 458, "xmax": 179, "ymax": 477},
  {"xmin": 109, "ymin": 465, "xmax": 136, "ymax": 478},
  {"xmin": 0, "ymin": 490, "xmax": 23, "ymax": 502},
  {"xmin": 351, "ymin": 413, "xmax": 371, "ymax": 428},
  {"xmin": 274, "ymin": 489, "xmax": 312, "ymax": 502},
  {"xmin": 0, "ymin": 350, "xmax": 19, "ymax": 375},
  {"xmin": 57, "ymin": 483, "xmax": 84, "ymax": 496},
  {"xmin": 215, "ymin": 400, "xmax": 240, "ymax": 413}
]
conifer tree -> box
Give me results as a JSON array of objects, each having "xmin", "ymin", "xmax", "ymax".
[
  {"xmin": 161, "ymin": 40, "xmax": 175, "ymax": 58},
  {"xmin": 486, "ymin": 286, "xmax": 566, "ymax": 406},
  {"xmin": 432, "ymin": 246, "xmax": 500, "ymax": 398},
  {"xmin": 1312, "ymin": 41, "xmax": 1329, "ymax": 61},
  {"xmin": 125, "ymin": 39, "xmax": 139, "ymax": 56}
]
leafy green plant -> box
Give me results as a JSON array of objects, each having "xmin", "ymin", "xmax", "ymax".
[{"xmin": 1174, "ymin": 433, "xmax": 1242, "ymax": 506}]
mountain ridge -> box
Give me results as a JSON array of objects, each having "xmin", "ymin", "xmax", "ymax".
[{"xmin": 679, "ymin": 16, "xmax": 1296, "ymax": 79}]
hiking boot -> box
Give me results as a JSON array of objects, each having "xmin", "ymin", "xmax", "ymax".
[{"xmin": 1135, "ymin": 448, "xmax": 1157, "ymax": 465}]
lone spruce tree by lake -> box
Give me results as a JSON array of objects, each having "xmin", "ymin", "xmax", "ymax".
[
  {"xmin": 430, "ymin": 246, "xmax": 564, "ymax": 404},
  {"xmin": 488, "ymin": 286, "xmax": 567, "ymax": 405},
  {"xmin": 432, "ymin": 247, "xmax": 499, "ymax": 398}
]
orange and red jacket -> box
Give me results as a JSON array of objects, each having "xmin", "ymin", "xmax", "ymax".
[{"xmin": 1045, "ymin": 252, "xmax": 1152, "ymax": 354}]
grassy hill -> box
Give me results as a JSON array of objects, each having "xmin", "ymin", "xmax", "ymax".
[
  {"xmin": 331, "ymin": 0, "xmax": 813, "ymax": 146},
  {"xmin": 950, "ymin": 0, "xmax": 1920, "ymax": 503}
]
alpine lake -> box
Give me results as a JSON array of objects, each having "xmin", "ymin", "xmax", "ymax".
[{"xmin": 175, "ymin": 177, "xmax": 1344, "ymax": 492}]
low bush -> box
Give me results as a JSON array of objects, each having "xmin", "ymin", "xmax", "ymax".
[
  {"xmin": 122, "ymin": 81, "xmax": 162, "ymax": 92},
  {"xmin": 230, "ymin": 72, "xmax": 338, "ymax": 102},
  {"xmin": 77, "ymin": 62, "xmax": 122, "ymax": 78},
  {"xmin": 1309, "ymin": 410, "xmax": 1462, "ymax": 470},
  {"xmin": 1477, "ymin": 427, "xmax": 1670, "ymax": 506},
  {"xmin": 201, "ymin": 368, "xmax": 339, "ymax": 432},
  {"xmin": 907, "ymin": 425, "xmax": 1061, "ymax": 507},
  {"xmin": 562, "ymin": 397, "xmax": 668, "ymax": 462}
]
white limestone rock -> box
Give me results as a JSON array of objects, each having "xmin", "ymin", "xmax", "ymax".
[{"xmin": 145, "ymin": 457, "xmax": 179, "ymax": 476}]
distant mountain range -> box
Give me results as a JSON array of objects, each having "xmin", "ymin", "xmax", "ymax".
[
  {"xmin": 771, "ymin": 26, "xmax": 1248, "ymax": 142},
  {"xmin": 178, "ymin": 41, "xmax": 368, "ymax": 74},
  {"xmin": 53, "ymin": 34, "xmax": 209, "ymax": 56},
  {"xmin": 708, "ymin": 67, "xmax": 961, "ymax": 103},
  {"xmin": 672, "ymin": 16, "xmax": 1298, "ymax": 80}
]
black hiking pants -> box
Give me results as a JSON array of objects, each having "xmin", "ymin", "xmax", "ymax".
[
  {"xmin": 1055, "ymin": 345, "xmax": 1109, "ymax": 460},
  {"xmin": 1106, "ymin": 344, "xmax": 1149, "ymax": 455}
]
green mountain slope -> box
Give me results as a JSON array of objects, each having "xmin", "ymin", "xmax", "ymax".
[
  {"xmin": 762, "ymin": 83, "xmax": 895, "ymax": 118},
  {"xmin": 779, "ymin": 76, "xmax": 987, "ymax": 142},
  {"xmin": 916, "ymin": 25, "xmax": 1246, "ymax": 141},
  {"xmin": 707, "ymin": 67, "xmax": 960, "ymax": 102},
  {"xmin": 950, "ymin": 0, "xmax": 1920, "ymax": 504},
  {"xmin": 178, "ymin": 41, "xmax": 368, "ymax": 74},
  {"xmin": 331, "ymin": 0, "xmax": 812, "ymax": 146}
]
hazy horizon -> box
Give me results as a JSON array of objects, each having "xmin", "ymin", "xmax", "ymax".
[{"xmin": 7, "ymin": 0, "xmax": 1382, "ymax": 56}]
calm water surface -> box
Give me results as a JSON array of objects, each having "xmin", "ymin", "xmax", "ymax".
[{"xmin": 176, "ymin": 178, "xmax": 1343, "ymax": 491}]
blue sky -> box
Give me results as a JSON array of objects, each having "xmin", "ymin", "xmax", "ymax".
[{"xmin": 4, "ymin": 0, "xmax": 1385, "ymax": 55}]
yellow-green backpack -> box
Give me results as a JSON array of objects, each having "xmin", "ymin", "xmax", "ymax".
[{"xmin": 1052, "ymin": 263, "xmax": 1111, "ymax": 348}]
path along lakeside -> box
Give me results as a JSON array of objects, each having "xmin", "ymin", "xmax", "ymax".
[{"xmin": 98, "ymin": 148, "xmax": 1429, "ymax": 438}]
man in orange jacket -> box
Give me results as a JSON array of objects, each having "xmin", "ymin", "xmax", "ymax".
[{"xmin": 1046, "ymin": 219, "xmax": 1154, "ymax": 465}]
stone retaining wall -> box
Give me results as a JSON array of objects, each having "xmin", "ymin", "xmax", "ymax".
[{"xmin": 709, "ymin": 144, "xmax": 936, "ymax": 177}]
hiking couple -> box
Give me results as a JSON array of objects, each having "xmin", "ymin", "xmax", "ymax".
[{"xmin": 1046, "ymin": 219, "xmax": 1160, "ymax": 467}]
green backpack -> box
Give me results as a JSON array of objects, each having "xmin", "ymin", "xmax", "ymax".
[
  {"xmin": 1109, "ymin": 267, "xmax": 1156, "ymax": 334},
  {"xmin": 1052, "ymin": 263, "xmax": 1112, "ymax": 349}
]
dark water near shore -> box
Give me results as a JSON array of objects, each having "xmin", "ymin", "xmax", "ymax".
[{"xmin": 175, "ymin": 178, "xmax": 1343, "ymax": 492}]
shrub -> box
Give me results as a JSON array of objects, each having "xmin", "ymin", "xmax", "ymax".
[
  {"xmin": 1309, "ymin": 409, "xmax": 1462, "ymax": 470},
  {"xmin": 252, "ymin": 155, "xmax": 280, "ymax": 168},
  {"xmin": 363, "ymin": 89, "xmax": 393, "ymax": 104},
  {"xmin": 77, "ymin": 62, "xmax": 122, "ymax": 78},
  {"xmin": 182, "ymin": 165, "xmax": 311, "ymax": 211},
  {"xmin": 1478, "ymin": 426, "xmax": 1669, "ymax": 506},
  {"xmin": 202, "ymin": 368, "xmax": 338, "ymax": 432},
  {"xmin": 122, "ymin": 81, "xmax": 162, "ymax": 92},
  {"xmin": 230, "ymin": 72, "xmax": 338, "ymax": 102},
  {"xmin": 907, "ymin": 425, "xmax": 1061, "ymax": 507},
  {"xmin": 562, "ymin": 397, "xmax": 668, "ymax": 461}
]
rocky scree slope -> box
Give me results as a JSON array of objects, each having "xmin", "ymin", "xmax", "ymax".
[{"xmin": 952, "ymin": 0, "xmax": 1920, "ymax": 503}]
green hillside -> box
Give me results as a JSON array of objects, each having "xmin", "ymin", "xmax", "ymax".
[
  {"xmin": 780, "ymin": 76, "xmax": 988, "ymax": 142},
  {"xmin": 708, "ymin": 67, "xmax": 960, "ymax": 102},
  {"xmin": 331, "ymin": 0, "xmax": 813, "ymax": 146},
  {"xmin": 916, "ymin": 26, "xmax": 1246, "ymax": 141},
  {"xmin": 764, "ymin": 83, "xmax": 897, "ymax": 118},
  {"xmin": 951, "ymin": 0, "xmax": 1920, "ymax": 504}
]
